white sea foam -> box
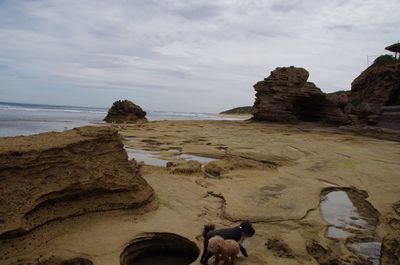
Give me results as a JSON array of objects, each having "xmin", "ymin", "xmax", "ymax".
[
  {"xmin": 0, "ymin": 102, "xmax": 107, "ymax": 114},
  {"xmin": 0, "ymin": 102, "xmax": 241, "ymax": 137}
]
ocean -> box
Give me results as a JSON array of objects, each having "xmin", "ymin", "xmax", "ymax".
[{"xmin": 0, "ymin": 102, "xmax": 238, "ymax": 137}]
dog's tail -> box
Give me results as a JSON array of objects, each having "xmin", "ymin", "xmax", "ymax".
[{"xmin": 202, "ymin": 224, "xmax": 216, "ymax": 238}]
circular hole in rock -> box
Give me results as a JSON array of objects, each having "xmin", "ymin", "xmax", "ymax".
[{"xmin": 120, "ymin": 232, "xmax": 199, "ymax": 265}]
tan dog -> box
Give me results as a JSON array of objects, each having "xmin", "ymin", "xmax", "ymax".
[{"xmin": 207, "ymin": 236, "xmax": 240, "ymax": 265}]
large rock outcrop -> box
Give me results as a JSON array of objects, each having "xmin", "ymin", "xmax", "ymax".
[
  {"xmin": 104, "ymin": 100, "xmax": 147, "ymax": 123},
  {"xmin": 350, "ymin": 61, "xmax": 400, "ymax": 128},
  {"xmin": 252, "ymin": 67, "xmax": 350, "ymax": 124},
  {"xmin": 0, "ymin": 126, "xmax": 154, "ymax": 238}
]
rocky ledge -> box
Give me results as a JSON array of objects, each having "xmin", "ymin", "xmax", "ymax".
[
  {"xmin": 350, "ymin": 61, "xmax": 400, "ymax": 128},
  {"xmin": 104, "ymin": 100, "xmax": 147, "ymax": 123},
  {"xmin": 252, "ymin": 66, "xmax": 350, "ymax": 124},
  {"xmin": 0, "ymin": 126, "xmax": 154, "ymax": 238}
]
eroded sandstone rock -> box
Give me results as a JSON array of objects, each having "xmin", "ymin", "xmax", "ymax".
[
  {"xmin": 265, "ymin": 238, "xmax": 295, "ymax": 259},
  {"xmin": 381, "ymin": 234, "xmax": 400, "ymax": 265},
  {"xmin": 104, "ymin": 100, "xmax": 147, "ymax": 123},
  {"xmin": 0, "ymin": 126, "xmax": 154, "ymax": 238},
  {"xmin": 252, "ymin": 66, "xmax": 351, "ymax": 124},
  {"xmin": 350, "ymin": 61, "xmax": 400, "ymax": 128},
  {"xmin": 166, "ymin": 160, "xmax": 202, "ymax": 174},
  {"xmin": 204, "ymin": 156, "xmax": 277, "ymax": 177}
]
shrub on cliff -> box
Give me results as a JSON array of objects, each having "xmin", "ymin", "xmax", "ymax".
[{"xmin": 374, "ymin": 55, "xmax": 399, "ymax": 65}]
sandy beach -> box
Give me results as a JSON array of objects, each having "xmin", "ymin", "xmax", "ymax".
[
  {"xmin": 1, "ymin": 120, "xmax": 399, "ymax": 265},
  {"xmin": 217, "ymin": 114, "xmax": 253, "ymax": 120},
  {"xmin": 1, "ymin": 2, "xmax": 400, "ymax": 264}
]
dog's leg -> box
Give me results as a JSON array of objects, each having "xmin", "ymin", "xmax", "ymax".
[
  {"xmin": 222, "ymin": 254, "xmax": 230, "ymax": 265},
  {"xmin": 203, "ymin": 250, "xmax": 214, "ymax": 265},
  {"xmin": 239, "ymin": 244, "xmax": 248, "ymax": 257},
  {"xmin": 230, "ymin": 255, "xmax": 236, "ymax": 265},
  {"xmin": 200, "ymin": 239, "xmax": 209, "ymax": 264},
  {"xmin": 213, "ymin": 254, "xmax": 221, "ymax": 265}
]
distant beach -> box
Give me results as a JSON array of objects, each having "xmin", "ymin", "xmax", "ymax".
[{"xmin": 0, "ymin": 102, "xmax": 244, "ymax": 137}]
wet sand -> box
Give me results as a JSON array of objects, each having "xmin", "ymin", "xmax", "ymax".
[{"xmin": 1, "ymin": 120, "xmax": 399, "ymax": 265}]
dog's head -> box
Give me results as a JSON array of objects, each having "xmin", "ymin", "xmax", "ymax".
[
  {"xmin": 240, "ymin": 220, "xmax": 255, "ymax": 237},
  {"xmin": 207, "ymin": 236, "xmax": 224, "ymax": 254}
]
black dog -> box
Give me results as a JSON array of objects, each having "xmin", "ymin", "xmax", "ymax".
[{"xmin": 200, "ymin": 220, "xmax": 255, "ymax": 265}]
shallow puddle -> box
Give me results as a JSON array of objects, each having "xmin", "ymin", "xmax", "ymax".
[
  {"xmin": 320, "ymin": 190, "xmax": 371, "ymax": 230},
  {"xmin": 320, "ymin": 188, "xmax": 381, "ymax": 264},
  {"xmin": 326, "ymin": 226, "xmax": 353, "ymax": 239},
  {"xmin": 348, "ymin": 241, "xmax": 381, "ymax": 265},
  {"xmin": 177, "ymin": 154, "xmax": 216, "ymax": 164},
  {"xmin": 124, "ymin": 146, "xmax": 168, "ymax": 167}
]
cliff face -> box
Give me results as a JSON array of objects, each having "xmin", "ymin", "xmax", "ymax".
[
  {"xmin": 104, "ymin": 100, "xmax": 147, "ymax": 123},
  {"xmin": 350, "ymin": 61, "xmax": 400, "ymax": 127},
  {"xmin": 252, "ymin": 67, "xmax": 350, "ymax": 124},
  {"xmin": 0, "ymin": 126, "xmax": 154, "ymax": 238},
  {"xmin": 351, "ymin": 62, "xmax": 400, "ymax": 110}
]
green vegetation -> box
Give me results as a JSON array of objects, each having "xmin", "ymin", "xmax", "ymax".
[
  {"xmin": 220, "ymin": 106, "xmax": 253, "ymax": 114},
  {"xmin": 327, "ymin": 90, "xmax": 349, "ymax": 95},
  {"xmin": 374, "ymin": 54, "xmax": 399, "ymax": 65}
]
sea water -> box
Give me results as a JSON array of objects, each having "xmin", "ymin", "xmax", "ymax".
[
  {"xmin": 0, "ymin": 102, "xmax": 240, "ymax": 137},
  {"xmin": 0, "ymin": 102, "xmax": 106, "ymax": 137}
]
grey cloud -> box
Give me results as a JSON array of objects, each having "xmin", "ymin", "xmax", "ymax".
[
  {"xmin": 327, "ymin": 24, "xmax": 356, "ymax": 31},
  {"xmin": 0, "ymin": 0, "xmax": 399, "ymax": 112},
  {"xmin": 270, "ymin": 2, "xmax": 299, "ymax": 13},
  {"xmin": 177, "ymin": 3, "xmax": 223, "ymax": 20}
]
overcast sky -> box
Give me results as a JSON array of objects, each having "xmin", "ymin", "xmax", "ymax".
[{"xmin": 0, "ymin": 0, "xmax": 399, "ymax": 112}]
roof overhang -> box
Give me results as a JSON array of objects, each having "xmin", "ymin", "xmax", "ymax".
[{"xmin": 385, "ymin": 43, "xmax": 400, "ymax": 53}]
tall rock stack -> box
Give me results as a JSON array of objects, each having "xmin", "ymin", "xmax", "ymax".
[
  {"xmin": 0, "ymin": 126, "xmax": 154, "ymax": 238},
  {"xmin": 104, "ymin": 100, "xmax": 147, "ymax": 123},
  {"xmin": 350, "ymin": 61, "xmax": 400, "ymax": 128},
  {"xmin": 252, "ymin": 66, "xmax": 350, "ymax": 124}
]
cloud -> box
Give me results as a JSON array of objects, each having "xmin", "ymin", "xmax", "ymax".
[
  {"xmin": 175, "ymin": 2, "xmax": 223, "ymax": 20},
  {"xmin": 327, "ymin": 24, "xmax": 356, "ymax": 31},
  {"xmin": 0, "ymin": 0, "xmax": 399, "ymax": 112}
]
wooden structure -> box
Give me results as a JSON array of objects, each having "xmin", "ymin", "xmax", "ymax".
[{"xmin": 385, "ymin": 42, "xmax": 400, "ymax": 59}]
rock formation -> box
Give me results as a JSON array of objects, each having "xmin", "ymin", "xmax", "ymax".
[
  {"xmin": 0, "ymin": 126, "xmax": 154, "ymax": 238},
  {"xmin": 104, "ymin": 100, "xmax": 147, "ymax": 123},
  {"xmin": 350, "ymin": 61, "xmax": 400, "ymax": 128},
  {"xmin": 166, "ymin": 160, "xmax": 202, "ymax": 174},
  {"xmin": 252, "ymin": 67, "xmax": 350, "ymax": 124},
  {"xmin": 381, "ymin": 234, "xmax": 400, "ymax": 265},
  {"xmin": 326, "ymin": 91, "xmax": 351, "ymax": 110}
]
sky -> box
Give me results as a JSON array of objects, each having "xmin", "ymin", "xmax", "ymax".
[{"xmin": 0, "ymin": 0, "xmax": 399, "ymax": 113}]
